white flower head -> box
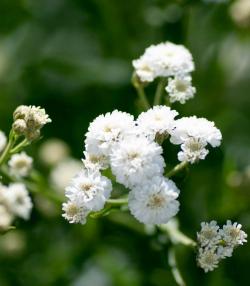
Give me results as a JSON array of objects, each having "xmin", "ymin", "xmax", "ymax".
[
  {"xmin": 197, "ymin": 248, "xmax": 220, "ymax": 273},
  {"xmin": 4, "ymin": 183, "xmax": 33, "ymax": 220},
  {"xmin": 166, "ymin": 75, "xmax": 196, "ymax": 104},
  {"xmin": 0, "ymin": 130, "xmax": 7, "ymax": 153},
  {"xmin": 170, "ymin": 116, "xmax": 222, "ymax": 148},
  {"xmin": 197, "ymin": 221, "xmax": 221, "ymax": 248},
  {"xmin": 133, "ymin": 42, "xmax": 195, "ymax": 82},
  {"xmin": 110, "ymin": 135, "xmax": 165, "ymax": 188},
  {"xmin": 65, "ymin": 169, "xmax": 112, "ymax": 212},
  {"xmin": 82, "ymin": 151, "xmax": 109, "ymax": 171},
  {"xmin": 128, "ymin": 177, "xmax": 180, "ymax": 225},
  {"xmin": 62, "ymin": 200, "xmax": 89, "ymax": 224},
  {"xmin": 8, "ymin": 152, "xmax": 33, "ymax": 177},
  {"xmin": 85, "ymin": 110, "xmax": 135, "ymax": 157},
  {"xmin": 178, "ymin": 138, "xmax": 209, "ymax": 164},
  {"xmin": 217, "ymin": 246, "xmax": 234, "ymax": 259},
  {"xmin": 219, "ymin": 220, "xmax": 247, "ymax": 247},
  {"xmin": 0, "ymin": 205, "xmax": 13, "ymax": 229},
  {"xmin": 136, "ymin": 105, "xmax": 178, "ymax": 141}
]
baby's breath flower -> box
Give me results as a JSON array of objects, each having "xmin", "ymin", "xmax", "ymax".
[
  {"xmin": 136, "ymin": 105, "xmax": 178, "ymax": 141},
  {"xmin": 165, "ymin": 75, "xmax": 196, "ymax": 104},
  {"xmin": 197, "ymin": 248, "xmax": 220, "ymax": 273},
  {"xmin": 133, "ymin": 42, "xmax": 194, "ymax": 82},
  {"xmin": 62, "ymin": 200, "xmax": 89, "ymax": 224},
  {"xmin": 8, "ymin": 152, "xmax": 33, "ymax": 177},
  {"xmin": 197, "ymin": 221, "xmax": 221, "ymax": 248},
  {"xmin": 0, "ymin": 130, "xmax": 7, "ymax": 153},
  {"xmin": 219, "ymin": 220, "xmax": 247, "ymax": 247},
  {"xmin": 128, "ymin": 177, "xmax": 180, "ymax": 224}
]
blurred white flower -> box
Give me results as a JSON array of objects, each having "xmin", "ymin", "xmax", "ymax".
[
  {"xmin": 230, "ymin": 0, "xmax": 250, "ymax": 28},
  {"xmin": 8, "ymin": 152, "xmax": 33, "ymax": 177},
  {"xmin": 0, "ymin": 205, "xmax": 13, "ymax": 229},
  {"xmin": 128, "ymin": 177, "xmax": 180, "ymax": 224},
  {"xmin": 0, "ymin": 130, "xmax": 7, "ymax": 153},
  {"xmin": 197, "ymin": 248, "xmax": 220, "ymax": 273},
  {"xmin": 133, "ymin": 42, "xmax": 194, "ymax": 82},
  {"xmin": 165, "ymin": 75, "xmax": 196, "ymax": 104}
]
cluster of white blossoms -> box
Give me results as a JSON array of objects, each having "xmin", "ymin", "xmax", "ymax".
[
  {"xmin": 197, "ymin": 220, "xmax": 247, "ymax": 272},
  {"xmin": 0, "ymin": 183, "xmax": 33, "ymax": 229},
  {"xmin": 62, "ymin": 106, "xmax": 222, "ymax": 225},
  {"xmin": 8, "ymin": 152, "xmax": 33, "ymax": 177},
  {"xmin": 133, "ymin": 42, "xmax": 196, "ymax": 104},
  {"xmin": 12, "ymin": 105, "xmax": 52, "ymax": 141}
]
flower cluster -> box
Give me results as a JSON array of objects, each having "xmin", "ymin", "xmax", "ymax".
[
  {"xmin": 12, "ymin": 105, "xmax": 51, "ymax": 141},
  {"xmin": 62, "ymin": 106, "xmax": 222, "ymax": 225},
  {"xmin": 133, "ymin": 42, "xmax": 196, "ymax": 104},
  {"xmin": 0, "ymin": 183, "xmax": 33, "ymax": 230},
  {"xmin": 197, "ymin": 220, "xmax": 247, "ymax": 272},
  {"xmin": 8, "ymin": 152, "xmax": 33, "ymax": 177}
]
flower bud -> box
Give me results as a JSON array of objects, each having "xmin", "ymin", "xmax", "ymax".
[{"xmin": 12, "ymin": 119, "xmax": 27, "ymax": 136}]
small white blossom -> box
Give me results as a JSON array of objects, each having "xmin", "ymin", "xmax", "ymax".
[
  {"xmin": 136, "ymin": 105, "xmax": 178, "ymax": 141},
  {"xmin": 65, "ymin": 170, "xmax": 112, "ymax": 212},
  {"xmin": 133, "ymin": 42, "xmax": 194, "ymax": 82},
  {"xmin": 217, "ymin": 246, "xmax": 234, "ymax": 259},
  {"xmin": 0, "ymin": 130, "xmax": 7, "ymax": 153},
  {"xmin": 8, "ymin": 152, "xmax": 33, "ymax": 177},
  {"xmin": 178, "ymin": 138, "xmax": 209, "ymax": 164},
  {"xmin": 110, "ymin": 135, "xmax": 165, "ymax": 188},
  {"xmin": 128, "ymin": 177, "xmax": 180, "ymax": 224},
  {"xmin": 197, "ymin": 248, "xmax": 220, "ymax": 273},
  {"xmin": 219, "ymin": 220, "xmax": 248, "ymax": 247},
  {"xmin": 62, "ymin": 200, "xmax": 89, "ymax": 224},
  {"xmin": 197, "ymin": 221, "xmax": 221, "ymax": 248},
  {"xmin": 82, "ymin": 151, "xmax": 109, "ymax": 171},
  {"xmin": 230, "ymin": 0, "xmax": 250, "ymax": 28},
  {"xmin": 170, "ymin": 116, "xmax": 222, "ymax": 148},
  {"xmin": 0, "ymin": 205, "xmax": 13, "ymax": 229},
  {"xmin": 85, "ymin": 110, "xmax": 135, "ymax": 157},
  {"xmin": 4, "ymin": 183, "xmax": 32, "ymax": 220},
  {"xmin": 165, "ymin": 75, "xmax": 196, "ymax": 104}
]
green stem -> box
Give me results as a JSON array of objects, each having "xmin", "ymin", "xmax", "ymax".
[
  {"xmin": 107, "ymin": 198, "xmax": 128, "ymax": 206},
  {"xmin": 166, "ymin": 161, "xmax": 188, "ymax": 178},
  {"xmin": 136, "ymin": 86, "xmax": 150, "ymax": 110},
  {"xmin": 154, "ymin": 78, "xmax": 167, "ymax": 106},
  {"xmin": 10, "ymin": 138, "xmax": 30, "ymax": 154},
  {"xmin": 168, "ymin": 247, "xmax": 186, "ymax": 286},
  {"xmin": 0, "ymin": 130, "xmax": 17, "ymax": 166}
]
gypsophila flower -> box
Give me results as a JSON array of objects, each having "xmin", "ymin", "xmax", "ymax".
[
  {"xmin": 219, "ymin": 220, "xmax": 248, "ymax": 247},
  {"xmin": 133, "ymin": 42, "xmax": 194, "ymax": 82},
  {"xmin": 136, "ymin": 105, "xmax": 178, "ymax": 141},
  {"xmin": 85, "ymin": 110, "xmax": 135, "ymax": 157},
  {"xmin": 4, "ymin": 183, "xmax": 32, "ymax": 220},
  {"xmin": 62, "ymin": 200, "xmax": 89, "ymax": 224},
  {"xmin": 197, "ymin": 248, "xmax": 220, "ymax": 273},
  {"xmin": 178, "ymin": 138, "xmax": 209, "ymax": 164},
  {"xmin": 8, "ymin": 152, "xmax": 33, "ymax": 177},
  {"xmin": 197, "ymin": 221, "xmax": 221, "ymax": 248},
  {"xmin": 128, "ymin": 177, "xmax": 180, "ymax": 224},
  {"xmin": 110, "ymin": 135, "xmax": 165, "ymax": 188},
  {"xmin": 170, "ymin": 116, "xmax": 222, "ymax": 148},
  {"xmin": 0, "ymin": 130, "xmax": 7, "ymax": 153},
  {"xmin": 165, "ymin": 75, "xmax": 196, "ymax": 104},
  {"xmin": 65, "ymin": 169, "xmax": 112, "ymax": 212}
]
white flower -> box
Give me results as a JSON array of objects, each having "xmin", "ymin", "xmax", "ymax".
[
  {"xmin": 178, "ymin": 138, "xmax": 209, "ymax": 164},
  {"xmin": 170, "ymin": 116, "xmax": 222, "ymax": 148},
  {"xmin": 165, "ymin": 75, "xmax": 196, "ymax": 104},
  {"xmin": 82, "ymin": 151, "xmax": 109, "ymax": 171},
  {"xmin": 8, "ymin": 152, "xmax": 33, "ymax": 177},
  {"xmin": 219, "ymin": 220, "xmax": 247, "ymax": 247},
  {"xmin": 85, "ymin": 110, "xmax": 135, "ymax": 157},
  {"xmin": 110, "ymin": 136, "xmax": 165, "ymax": 188},
  {"xmin": 39, "ymin": 138, "xmax": 70, "ymax": 166},
  {"xmin": 65, "ymin": 170, "xmax": 112, "ymax": 212},
  {"xmin": 0, "ymin": 130, "xmax": 7, "ymax": 153},
  {"xmin": 0, "ymin": 205, "xmax": 13, "ymax": 229},
  {"xmin": 217, "ymin": 246, "xmax": 234, "ymax": 259},
  {"xmin": 197, "ymin": 221, "xmax": 221, "ymax": 248},
  {"xmin": 62, "ymin": 200, "xmax": 89, "ymax": 224},
  {"xmin": 128, "ymin": 177, "xmax": 180, "ymax": 224},
  {"xmin": 230, "ymin": 0, "xmax": 250, "ymax": 28},
  {"xmin": 136, "ymin": 105, "xmax": 178, "ymax": 141},
  {"xmin": 133, "ymin": 42, "xmax": 195, "ymax": 82},
  {"xmin": 50, "ymin": 158, "xmax": 83, "ymax": 192},
  {"xmin": 4, "ymin": 183, "xmax": 32, "ymax": 220},
  {"xmin": 197, "ymin": 248, "xmax": 220, "ymax": 273}
]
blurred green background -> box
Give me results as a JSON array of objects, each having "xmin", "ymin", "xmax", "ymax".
[{"xmin": 0, "ymin": 0, "xmax": 250, "ymax": 285}]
